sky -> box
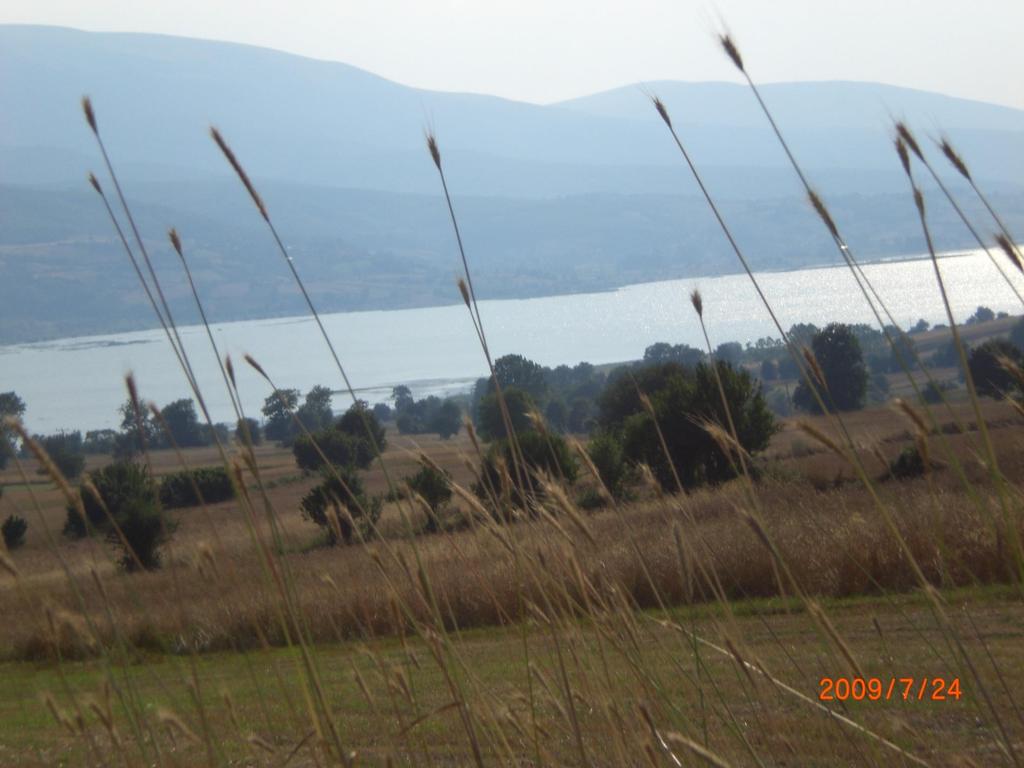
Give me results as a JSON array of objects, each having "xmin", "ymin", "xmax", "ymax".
[{"xmin": 1, "ymin": 0, "xmax": 1023, "ymax": 109}]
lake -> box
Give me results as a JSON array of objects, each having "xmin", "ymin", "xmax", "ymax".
[{"xmin": 2, "ymin": 247, "xmax": 1022, "ymax": 433}]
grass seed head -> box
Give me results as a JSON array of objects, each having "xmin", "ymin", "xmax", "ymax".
[
  {"xmin": 895, "ymin": 122, "xmax": 923, "ymax": 160},
  {"xmin": 995, "ymin": 233, "xmax": 1022, "ymax": 273},
  {"xmin": 243, "ymin": 353, "xmax": 269, "ymax": 380},
  {"xmin": 939, "ymin": 137, "xmax": 971, "ymax": 180},
  {"xmin": 87, "ymin": 172, "xmax": 102, "ymax": 194},
  {"xmin": 168, "ymin": 227, "xmax": 182, "ymax": 255},
  {"xmin": 719, "ymin": 34, "xmax": 745, "ymax": 72},
  {"xmin": 808, "ymin": 190, "xmax": 839, "ymax": 239},
  {"xmin": 426, "ymin": 132, "xmax": 442, "ymax": 170},
  {"xmin": 81, "ymin": 96, "xmax": 97, "ymax": 133},
  {"xmin": 690, "ymin": 289, "xmax": 703, "ymax": 318},
  {"xmin": 894, "ymin": 137, "xmax": 912, "ymax": 178},
  {"xmin": 913, "ymin": 186, "xmax": 926, "ymax": 218},
  {"xmin": 210, "ymin": 126, "xmax": 268, "ymax": 220},
  {"xmin": 652, "ymin": 96, "xmax": 672, "ymax": 128}
]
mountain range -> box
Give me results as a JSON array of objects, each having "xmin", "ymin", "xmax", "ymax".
[{"xmin": 1, "ymin": 24, "xmax": 1022, "ymax": 343}]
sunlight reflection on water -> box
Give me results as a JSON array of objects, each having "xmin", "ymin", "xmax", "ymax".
[{"xmin": 3, "ymin": 249, "xmax": 1022, "ymax": 432}]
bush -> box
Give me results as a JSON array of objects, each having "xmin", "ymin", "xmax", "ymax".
[
  {"xmin": 235, "ymin": 417, "xmax": 262, "ymax": 446},
  {"xmin": 968, "ymin": 339, "xmax": 1024, "ymax": 398},
  {"xmin": 476, "ymin": 388, "xmax": 535, "ymax": 441},
  {"xmin": 793, "ymin": 323, "xmax": 868, "ymax": 413},
  {"xmin": 65, "ymin": 462, "xmax": 173, "ymax": 571},
  {"xmin": 1010, "ymin": 317, "xmax": 1024, "ymax": 353},
  {"xmin": 920, "ymin": 380, "xmax": 949, "ymax": 404},
  {"xmin": 300, "ymin": 466, "xmax": 382, "ymax": 545},
  {"xmin": 293, "ymin": 429, "xmax": 373, "ymax": 473},
  {"xmin": 600, "ymin": 361, "xmax": 775, "ymax": 491},
  {"xmin": 586, "ymin": 433, "xmax": 632, "ymax": 500},
  {"xmin": 890, "ymin": 446, "xmax": 926, "ymax": 479},
  {"xmin": 336, "ymin": 400, "xmax": 387, "ymax": 452},
  {"xmin": 83, "ymin": 429, "xmax": 118, "ymax": 455},
  {"xmin": 966, "ymin": 305, "xmax": 995, "ymax": 325},
  {"xmin": 159, "ymin": 466, "xmax": 235, "ymax": 508},
  {"xmin": 37, "ymin": 431, "xmax": 85, "ymax": 479},
  {"xmin": 406, "ymin": 465, "xmax": 452, "ymax": 533},
  {"xmin": 475, "ymin": 430, "xmax": 578, "ymax": 515},
  {"xmin": 2, "ymin": 514, "xmax": 27, "ymax": 550}
]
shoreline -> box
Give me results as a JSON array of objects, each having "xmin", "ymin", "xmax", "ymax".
[{"xmin": 0, "ymin": 248, "xmax": 984, "ymax": 352}]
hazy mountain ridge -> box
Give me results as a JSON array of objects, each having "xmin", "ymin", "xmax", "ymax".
[{"xmin": 1, "ymin": 25, "xmax": 1023, "ymax": 343}]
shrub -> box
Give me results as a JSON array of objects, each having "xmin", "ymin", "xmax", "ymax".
[
  {"xmin": 890, "ymin": 446, "xmax": 926, "ymax": 479},
  {"xmin": 66, "ymin": 462, "xmax": 173, "ymax": 570},
  {"xmin": 1010, "ymin": 317, "xmax": 1024, "ymax": 353},
  {"xmin": 300, "ymin": 466, "xmax": 382, "ymax": 545},
  {"xmin": 159, "ymin": 466, "xmax": 235, "ymax": 508},
  {"xmin": 968, "ymin": 339, "xmax": 1024, "ymax": 398},
  {"xmin": 476, "ymin": 388, "xmax": 535, "ymax": 441},
  {"xmin": 586, "ymin": 433, "xmax": 632, "ymax": 500},
  {"xmin": 966, "ymin": 305, "xmax": 995, "ymax": 325},
  {"xmin": 235, "ymin": 417, "xmax": 262, "ymax": 446},
  {"xmin": 2, "ymin": 514, "xmax": 27, "ymax": 550},
  {"xmin": 920, "ymin": 380, "xmax": 948, "ymax": 404},
  {"xmin": 793, "ymin": 323, "xmax": 868, "ymax": 413},
  {"xmin": 293, "ymin": 429, "xmax": 373, "ymax": 473},
  {"xmin": 406, "ymin": 465, "xmax": 452, "ymax": 533},
  {"xmin": 83, "ymin": 429, "xmax": 118, "ymax": 455},
  {"xmin": 601, "ymin": 361, "xmax": 775, "ymax": 491},
  {"xmin": 336, "ymin": 400, "xmax": 387, "ymax": 452},
  {"xmin": 475, "ymin": 430, "xmax": 578, "ymax": 515},
  {"xmin": 37, "ymin": 431, "xmax": 86, "ymax": 479}
]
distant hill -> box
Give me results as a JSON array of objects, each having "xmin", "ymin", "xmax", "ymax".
[
  {"xmin": 3, "ymin": 25, "xmax": 1023, "ymax": 196},
  {"xmin": 1, "ymin": 25, "xmax": 1022, "ymax": 343}
]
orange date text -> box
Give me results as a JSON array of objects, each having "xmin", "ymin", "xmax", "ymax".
[{"xmin": 819, "ymin": 677, "xmax": 962, "ymax": 702}]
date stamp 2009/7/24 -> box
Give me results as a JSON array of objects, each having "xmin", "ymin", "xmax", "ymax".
[{"xmin": 819, "ymin": 677, "xmax": 962, "ymax": 702}]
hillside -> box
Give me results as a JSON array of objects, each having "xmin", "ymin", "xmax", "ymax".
[{"xmin": 1, "ymin": 25, "xmax": 1023, "ymax": 343}]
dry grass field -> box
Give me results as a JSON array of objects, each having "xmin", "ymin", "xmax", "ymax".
[{"xmin": 1, "ymin": 395, "xmax": 1023, "ymax": 765}]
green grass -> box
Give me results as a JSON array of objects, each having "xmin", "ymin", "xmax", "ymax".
[{"xmin": 2, "ymin": 584, "xmax": 1019, "ymax": 765}]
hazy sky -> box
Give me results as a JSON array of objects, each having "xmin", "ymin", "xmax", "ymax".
[{"xmin": 2, "ymin": 0, "xmax": 1023, "ymax": 109}]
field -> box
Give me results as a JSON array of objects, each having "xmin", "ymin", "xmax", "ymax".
[{"xmin": 2, "ymin": 391, "xmax": 1024, "ymax": 765}]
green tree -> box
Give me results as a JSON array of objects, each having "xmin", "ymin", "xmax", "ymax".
[
  {"xmin": 432, "ymin": 400, "xmax": 462, "ymax": 440},
  {"xmin": 300, "ymin": 466, "xmax": 381, "ymax": 545},
  {"xmin": 793, "ymin": 323, "xmax": 868, "ymax": 413},
  {"xmin": 1010, "ymin": 317, "xmax": 1024, "ymax": 352},
  {"xmin": 293, "ymin": 430, "xmax": 372, "ymax": 473},
  {"xmin": 391, "ymin": 385, "xmax": 414, "ymax": 413},
  {"xmin": 406, "ymin": 465, "xmax": 452, "ymax": 533},
  {"xmin": 160, "ymin": 398, "xmax": 204, "ymax": 448},
  {"xmin": 235, "ymin": 417, "xmax": 262, "ymax": 446},
  {"xmin": 262, "ymin": 388, "xmax": 300, "ymax": 443},
  {"xmin": 490, "ymin": 354, "xmax": 549, "ymax": 401},
  {"xmin": 296, "ymin": 385, "xmax": 333, "ymax": 432},
  {"xmin": 715, "ymin": 341, "xmax": 744, "ymax": 366},
  {"xmin": 336, "ymin": 400, "xmax": 387, "ymax": 452},
  {"xmin": 602, "ymin": 361, "xmax": 774, "ymax": 490},
  {"xmin": 2, "ymin": 512, "xmax": 27, "ymax": 551},
  {"xmin": 0, "ymin": 392, "xmax": 27, "ymax": 469},
  {"xmin": 476, "ymin": 431, "xmax": 578, "ymax": 515},
  {"xmin": 117, "ymin": 396, "xmax": 162, "ymax": 456},
  {"xmin": 966, "ymin": 306, "xmax": 995, "ymax": 325},
  {"xmin": 37, "ymin": 431, "xmax": 85, "ymax": 479},
  {"xmin": 65, "ymin": 462, "xmax": 173, "ymax": 571},
  {"xmin": 477, "ymin": 388, "xmax": 535, "ymax": 441},
  {"xmin": 83, "ymin": 429, "xmax": 118, "ymax": 455},
  {"xmin": 586, "ymin": 433, "xmax": 632, "ymax": 500},
  {"xmin": 968, "ymin": 339, "xmax": 1024, "ymax": 398}
]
